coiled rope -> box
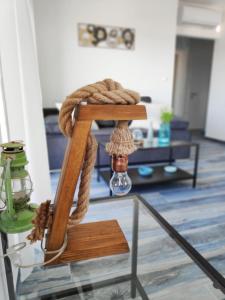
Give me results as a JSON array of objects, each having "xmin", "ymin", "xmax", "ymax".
[{"xmin": 59, "ymin": 79, "xmax": 140, "ymax": 227}]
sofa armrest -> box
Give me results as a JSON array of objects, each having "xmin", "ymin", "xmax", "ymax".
[{"xmin": 171, "ymin": 116, "xmax": 189, "ymax": 130}]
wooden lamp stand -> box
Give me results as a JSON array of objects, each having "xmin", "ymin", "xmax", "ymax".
[{"xmin": 45, "ymin": 104, "xmax": 147, "ymax": 265}]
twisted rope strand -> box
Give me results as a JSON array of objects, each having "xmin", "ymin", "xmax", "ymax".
[{"xmin": 68, "ymin": 134, "xmax": 98, "ymax": 227}]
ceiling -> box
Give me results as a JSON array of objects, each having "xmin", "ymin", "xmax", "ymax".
[{"xmin": 181, "ymin": 0, "xmax": 225, "ymax": 11}]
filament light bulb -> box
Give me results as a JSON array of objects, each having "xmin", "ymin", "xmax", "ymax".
[
  {"xmin": 110, "ymin": 171, "xmax": 132, "ymax": 196},
  {"xmin": 109, "ymin": 155, "xmax": 132, "ymax": 196}
]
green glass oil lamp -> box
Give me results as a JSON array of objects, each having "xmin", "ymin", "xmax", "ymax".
[{"xmin": 0, "ymin": 141, "xmax": 37, "ymax": 233}]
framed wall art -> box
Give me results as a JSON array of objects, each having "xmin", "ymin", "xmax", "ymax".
[{"xmin": 78, "ymin": 23, "xmax": 135, "ymax": 50}]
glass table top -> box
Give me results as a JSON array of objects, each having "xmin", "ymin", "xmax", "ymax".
[
  {"xmin": 138, "ymin": 138, "xmax": 196, "ymax": 150},
  {"xmin": 2, "ymin": 194, "xmax": 225, "ymax": 300}
]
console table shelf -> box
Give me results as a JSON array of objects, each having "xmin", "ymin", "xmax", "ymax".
[
  {"xmin": 97, "ymin": 140, "xmax": 200, "ymax": 195},
  {"xmin": 100, "ymin": 166, "xmax": 193, "ymax": 187}
]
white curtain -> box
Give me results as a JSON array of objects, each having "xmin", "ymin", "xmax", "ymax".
[
  {"xmin": 0, "ymin": 0, "xmax": 52, "ymax": 289},
  {"xmin": 0, "ymin": 0, "xmax": 51, "ymax": 204}
]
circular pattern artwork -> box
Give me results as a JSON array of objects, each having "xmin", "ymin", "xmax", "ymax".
[{"xmin": 78, "ymin": 23, "xmax": 135, "ymax": 50}]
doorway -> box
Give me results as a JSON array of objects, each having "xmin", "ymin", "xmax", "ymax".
[{"xmin": 172, "ymin": 36, "xmax": 214, "ymax": 131}]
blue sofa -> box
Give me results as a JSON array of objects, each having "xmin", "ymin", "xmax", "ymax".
[{"xmin": 44, "ymin": 108, "xmax": 191, "ymax": 170}]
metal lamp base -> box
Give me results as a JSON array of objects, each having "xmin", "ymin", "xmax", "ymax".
[{"xmin": 0, "ymin": 204, "xmax": 37, "ymax": 233}]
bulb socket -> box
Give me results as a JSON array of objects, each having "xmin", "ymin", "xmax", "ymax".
[{"xmin": 111, "ymin": 155, "xmax": 128, "ymax": 172}]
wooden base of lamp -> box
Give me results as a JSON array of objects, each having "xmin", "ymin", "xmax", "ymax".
[{"xmin": 45, "ymin": 220, "xmax": 129, "ymax": 265}]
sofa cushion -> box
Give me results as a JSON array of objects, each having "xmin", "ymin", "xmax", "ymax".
[
  {"xmin": 45, "ymin": 114, "xmax": 99, "ymax": 133},
  {"xmin": 93, "ymin": 128, "xmax": 113, "ymax": 143},
  {"xmin": 140, "ymin": 96, "xmax": 152, "ymax": 103},
  {"xmin": 171, "ymin": 117, "xmax": 189, "ymax": 130},
  {"xmin": 45, "ymin": 115, "xmax": 60, "ymax": 134},
  {"xmin": 45, "ymin": 115, "xmax": 58, "ymax": 124},
  {"xmin": 96, "ymin": 120, "xmax": 116, "ymax": 128}
]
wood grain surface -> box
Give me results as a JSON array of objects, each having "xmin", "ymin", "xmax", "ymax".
[
  {"xmin": 45, "ymin": 120, "xmax": 92, "ymax": 258},
  {"xmin": 77, "ymin": 105, "xmax": 147, "ymax": 121},
  {"xmin": 47, "ymin": 220, "xmax": 129, "ymax": 265}
]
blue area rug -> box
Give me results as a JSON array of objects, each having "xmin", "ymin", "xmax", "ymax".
[{"xmin": 49, "ymin": 135, "xmax": 225, "ymax": 299}]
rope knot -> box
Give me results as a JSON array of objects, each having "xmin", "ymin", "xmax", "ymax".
[{"xmin": 59, "ymin": 79, "xmax": 140, "ymax": 137}]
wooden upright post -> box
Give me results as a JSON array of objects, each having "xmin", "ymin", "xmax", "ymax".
[{"xmin": 45, "ymin": 120, "xmax": 92, "ymax": 253}]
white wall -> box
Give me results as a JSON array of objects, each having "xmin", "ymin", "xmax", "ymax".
[
  {"xmin": 33, "ymin": 0, "xmax": 178, "ymax": 108},
  {"xmin": 206, "ymin": 20, "xmax": 225, "ymax": 141}
]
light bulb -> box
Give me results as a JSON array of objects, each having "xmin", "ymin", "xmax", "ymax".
[{"xmin": 110, "ymin": 171, "xmax": 132, "ymax": 196}]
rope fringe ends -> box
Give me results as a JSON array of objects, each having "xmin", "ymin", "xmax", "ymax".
[{"xmin": 106, "ymin": 127, "xmax": 136, "ymax": 156}]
